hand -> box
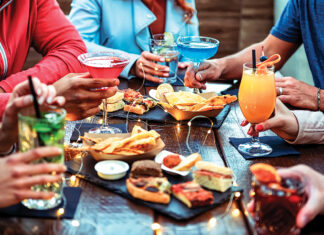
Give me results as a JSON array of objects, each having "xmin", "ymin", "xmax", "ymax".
[
  {"xmin": 53, "ymin": 72, "xmax": 119, "ymax": 120},
  {"xmin": 184, "ymin": 60, "xmax": 224, "ymax": 89},
  {"xmin": 134, "ymin": 51, "xmax": 169, "ymax": 83},
  {"xmin": 247, "ymin": 165, "xmax": 324, "ymax": 228},
  {"xmin": 241, "ymin": 99, "xmax": 299, "ymax": 141},
  {"xmin": 178, "ymin": 62, "xmax": 190, "ymax": 69},
  {"xmin": 0, "ymin": 146, "xmax": 66, "ymax": 208},
  {"xmin": 276, "ymin": 77, "xmax": 318, "ymax": 110},
  {"xmin": 0, "ymin": 78, "xmax": 65, "ymax": 153}
]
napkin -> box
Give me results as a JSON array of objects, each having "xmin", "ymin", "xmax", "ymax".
[
  {"xmin": 70, "ymin": 123, "xmax": 127, "ymax": 142},
  {"xmin": 0, "ymin": 187, "xmax": 82, "ymax": 219},
  {"xmin": 229, "ymin": 136, "xmax": 300, "ymax": 160}
]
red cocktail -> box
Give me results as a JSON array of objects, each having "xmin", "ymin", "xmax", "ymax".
[
  {"xmin": 78, "ymin": 52, "xmax": 129, "ymax": 133},
  {"xmin": 251, "ymin": 176, "xmax": 306, "ymax": 235}
]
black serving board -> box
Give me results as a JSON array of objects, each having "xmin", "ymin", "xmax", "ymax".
[
  {"xmin": 99, "ymin": 105, "xmax": 231, "ymax": 129},
  {"xmin": 66, "ymin": 155, "xmax": 242, "ymax": 221}
]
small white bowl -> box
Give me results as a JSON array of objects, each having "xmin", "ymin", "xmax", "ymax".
[
  {"xmin": 94, "ymin": 160, "xmax": 129, "ymax": 180},
  {"xmin": 154, "ymin": 150, "xmax": 190, "ymax": 177}
]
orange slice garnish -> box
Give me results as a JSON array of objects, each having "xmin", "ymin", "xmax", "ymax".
[
  {"xmin": 256, "ymin": 54, "xmax": 281, "ymax": 74},
  {"xmin": 250, "ymin": 163, "xmax": 281, "ymax": 183}
]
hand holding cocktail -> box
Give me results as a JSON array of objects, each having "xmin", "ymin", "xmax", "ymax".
[
  {"xmin": 247, "ymin": 164, "xmax": 324, "ymax": 231},
  {"xmin": 0, "ymin": 147, "xmax": 66, "ymax": 208},
  {"xmin": 0, "ymin": 78, "xmax": 65, "ymax": 154}
]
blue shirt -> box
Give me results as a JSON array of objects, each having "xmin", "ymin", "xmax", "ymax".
[
  {"xmin": 270, "ymin": 0, "xmax": 324, "ymax": 89},
  {"xmin": 69, "ymin": 0, "xmax": 199, "ymax": 79}
]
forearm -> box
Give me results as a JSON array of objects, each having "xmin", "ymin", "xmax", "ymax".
[
  {"xmin": 219, "ymin": 41, "xmax": 264, "ymax": 80},
  {"xmin": 288, "ymin": 110, "xmax": 324, "ymax": 144}
]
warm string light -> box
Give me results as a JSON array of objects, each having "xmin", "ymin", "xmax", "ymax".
[
  {"xmin": 71, "ymin": 220, "xmax": 80, "ymax": 227},
  {"xmin": 234, "ymin": 192, "xmax": 241, "ymax": 198},
  {"xmin": 56, "ymin": 208, "xmax": 65, "ymax": 217},
  {"xmin": 207, "ymin": 217, "xmax": 217, "ymax": 230},
  {"xmin": 232, "ymin": 208, "xmax": 241, "ymax": 217},
  {"xmin": 186, "ymin": 116, "xmax": 213, "ymax": 154},
  {"xmin": 151, "ymin": 223, "xmax": 161, "ymax": 231}
]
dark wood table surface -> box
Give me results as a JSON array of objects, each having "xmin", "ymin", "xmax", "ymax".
[{"xmin": 0, "ymin": 78, "xmax": 323, "ymax": 235}]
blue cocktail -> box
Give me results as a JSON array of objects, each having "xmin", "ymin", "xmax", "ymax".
[{"xmin": 177, "ymin": 36, "xmax": 219, "ymax": 92}]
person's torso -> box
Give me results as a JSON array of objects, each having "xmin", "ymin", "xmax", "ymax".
[
  {"xmin": 299, "ymin": 0, "xmax": 324, "ymax": 88},
  {"xmin": 0, "ymin": 0, "xmax": 36, "ymax": 80},
  {"xmin": 93, "ymin": 0, "xmax": 198, "ymax": 54}
]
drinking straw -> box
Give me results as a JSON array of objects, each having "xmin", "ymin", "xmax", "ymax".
[
  {"xmin": 28, "ymin": 76, "xmax": 41, "ymax": 119},
  {"xmin": 28, "ymin": 76, "xmax": 44, "ymax": 146},
  {"xmin": 252, "ymin": 49, "xmax": 256, "ymax": 73}
]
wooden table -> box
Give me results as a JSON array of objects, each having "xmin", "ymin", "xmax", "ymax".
[{"xmin": 1, "ymin": 79, "xmax": 323, "ymax": 235}]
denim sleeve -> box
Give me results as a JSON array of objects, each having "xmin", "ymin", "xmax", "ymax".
[{"xmin": 270, "ymin": 0, "xmax": 302, "ymax": 44}]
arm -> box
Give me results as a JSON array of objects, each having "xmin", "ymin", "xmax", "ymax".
[
  {"xmin": 218, "ymin": 35, "xmax": 299, "ymax": 80},
  {"xmin": 287, "ymin": 110, "xmax": 324, "ymax": 144},
  {"xmin": 0, "ymin": 0, "xmax": 87, "ymax": 92}
]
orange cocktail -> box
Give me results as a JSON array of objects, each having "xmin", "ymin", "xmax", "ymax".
[
  {"xmin": 237, "ymin": 63, "xmax": 276, "ymax": 157},
  {"xmin": 238, "ymin": 64, "xmax": 276, "ymax": 124}
]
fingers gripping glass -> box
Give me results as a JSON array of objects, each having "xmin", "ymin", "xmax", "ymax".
[
  {"xmin": 177, "ymin": 36, "xmax": 219, "ymax": 93},
  {"xmin": 78, "ymin": 51, "xmax": 130, "ymax": 134}
]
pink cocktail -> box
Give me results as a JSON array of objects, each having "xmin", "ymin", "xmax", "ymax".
[{"xmin": 78, "ymin": 52, "xmax": 129, "ymax": 133}]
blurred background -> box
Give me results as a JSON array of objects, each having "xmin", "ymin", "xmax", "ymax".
[{"xmin": 24, "ymin": 0, "xmax": 312, "ymax": 85}]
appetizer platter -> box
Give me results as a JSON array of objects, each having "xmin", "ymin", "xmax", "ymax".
[{"xmin": 67, "ymin": 128, "xmax": 242, "ymax": 220}]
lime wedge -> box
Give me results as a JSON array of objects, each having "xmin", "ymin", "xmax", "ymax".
[{"xmin": 163, "ymin": 32, "xmax": 175, "ymax": 46}]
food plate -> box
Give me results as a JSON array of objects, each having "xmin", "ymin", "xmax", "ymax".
[
  {"xmin": 83, "ymin": 132, "xmax": 165, "ymax": 162},
  {"xmin": 94, "ymin": 160, "xmax": 129, "ymax": 180},
  {"xmin": 160, "ymin": 91, "xmax": 224, "ymax": 121},
  {"xmin": 155, "ymin": 150, "xmax": 190, "ymax": 177}
]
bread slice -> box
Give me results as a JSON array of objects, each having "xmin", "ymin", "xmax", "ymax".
[
  {"xmin": 194, "ymin": 161, "xmax": 233, "ymax": 192},
  {"xmin": 193, "ymin": 173, "xmax": 232, "ymax": 192},
  {"xmin": 173, "ymin": 153, "xmax": 202, "ymax": 171},
  {"xmin": 124, "ymin": 104, "xmax": 145, "ymax": 115},
  {"xmin": 106, "ymin": 100, "xmax": 125, "ymax": 112},
  {"xmin": 106, "ymin": 91, "xmax": 124, "ymax": 104},
  {"xmin": 126, "ymin": 179, "xmax": 170, "ymax": 204}
]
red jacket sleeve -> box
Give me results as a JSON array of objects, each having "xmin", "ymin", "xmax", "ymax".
[
  {"xmin": 0, "ymin": 93, "xmax": 10, "ymax": 119},
  {"xmin": 0, "ymin": 0, "xmax": 87, "ymax": 92}
]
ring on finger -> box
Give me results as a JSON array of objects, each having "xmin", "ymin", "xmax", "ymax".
[{"xmin": 279, "ymin": 87, "xmax": 283, "ymax": 96}]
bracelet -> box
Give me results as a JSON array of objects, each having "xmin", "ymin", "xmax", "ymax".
[{"xmin": 317, "ymin": 87, "xmax": 321, "ymax": 111}]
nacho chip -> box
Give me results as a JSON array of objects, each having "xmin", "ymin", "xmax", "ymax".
[
  {"xmin": 90, "ymin": 137, "xmax": 123, "ymax": 151},
  {"xmin": 164, "ymin": 91, "xmax": 206, "ymax": 106}
]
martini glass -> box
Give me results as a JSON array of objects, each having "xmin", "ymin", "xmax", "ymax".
[
  {"xmin": 78, "ymin": 51, "xmax": 129, "ymax": 134},
  {"xmin": 177, "ymin": 36, "xmax": 219, "ymax": 93}
]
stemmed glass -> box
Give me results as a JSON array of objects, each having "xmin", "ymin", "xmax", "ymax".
[
  {"xmin": 238, "ymin": 63, "xmax": 276, "ymax": 156},
  {"xmin": 177, "ymin": 36, "xmax": 219, "ymax": 93},
  {"xmin": 78, "ymin": 51, "xmax": 129, "ymax": 134}
]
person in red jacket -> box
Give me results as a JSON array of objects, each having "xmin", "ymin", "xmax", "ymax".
[{"xmin": 0, "ymin": 0, "xmax": 118, "ymax": 120}]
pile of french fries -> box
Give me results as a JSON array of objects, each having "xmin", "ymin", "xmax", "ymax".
[
  {"xmin": 82, "ymin": 126, "xmax": 160, "ymax": 155},
  {"xmin": 160, "ymin": 91, "xmax": 237, "ymax": 112}
]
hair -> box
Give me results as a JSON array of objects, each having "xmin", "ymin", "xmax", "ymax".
[{"xmin": 143, "ymin": 0, "xmax": 195, "ymax": 23}]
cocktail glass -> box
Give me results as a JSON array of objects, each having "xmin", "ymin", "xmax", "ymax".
[
  {"xmin": 238, "ymin": 63, "xmax": 276, "ymax": 156},
  {"xmin": 78, "ymin": 51, "xmax": 129, "ymax": 134},
  {"xmin": 177, "ymin": 36, "xmax": 219, "ymax": 92},
  {"xmin": 150, "ymin": 34, "xmax": 179, "ymax": 84},
  {"xmin": 251, "ymin": 176, "xmax": 306, "ymax": 235},
  {"xmin": 19, "ymin": 106, "xmax": 66, "ymax": 210}
]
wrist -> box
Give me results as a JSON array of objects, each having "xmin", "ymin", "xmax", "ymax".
[
  {"xmin": 0, "ymin": 86, "xmax": 5, "ymax": 93},
  {"xmin": 0, "ymin": 132, "xmax": 14, "ymax": 155}
]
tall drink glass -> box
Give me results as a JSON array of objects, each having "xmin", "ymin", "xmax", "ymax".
[
  {"xmin": 252, "ymin": 176, "xmax": 306, "ymax": 235},
  {"xmin": 19, "ymin": 106, "xmax": 66, "ymax": 210},
  {"xmin": 78, "ymin": 51, "xmax": 129, "ymax": 134},
  {"xmin": 150, "ymin": 34, "xmax": 179, "ymax": 84},
  {"xmin": 238, "ymin": 63, "xmax": 276, "ymax": 156}
]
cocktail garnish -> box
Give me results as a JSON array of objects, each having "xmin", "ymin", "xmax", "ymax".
[
  {"xmin": 259, "ymin": 45, "xmax": 268, "ymax": 62},
  {"xmin": 250, "ymin": 163, "xmax": 281, "ymax": 183},
  {"xmin": 163, "ymin": 32, "xmax": 175, "ymax": 46},
  {"xmin": 256, "ymin": 54, "xmax": 281, "ymax": 73}
]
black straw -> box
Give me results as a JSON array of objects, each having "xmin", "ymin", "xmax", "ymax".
[
  {"xmin": 28, "ymin": 76, "xmax": 44, "ymax": 146},
  {"xmin": 28, "ymin": 76, "xmax": 41, "ymax": 119},
  {"xmin": 252, "ymin": 49, "xmax": 256, "ymax": 73}
]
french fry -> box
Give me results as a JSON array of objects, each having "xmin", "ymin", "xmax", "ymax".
[{"xmin": 90, "ymin": 137, "xmax": 123, "ymax": 151}]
